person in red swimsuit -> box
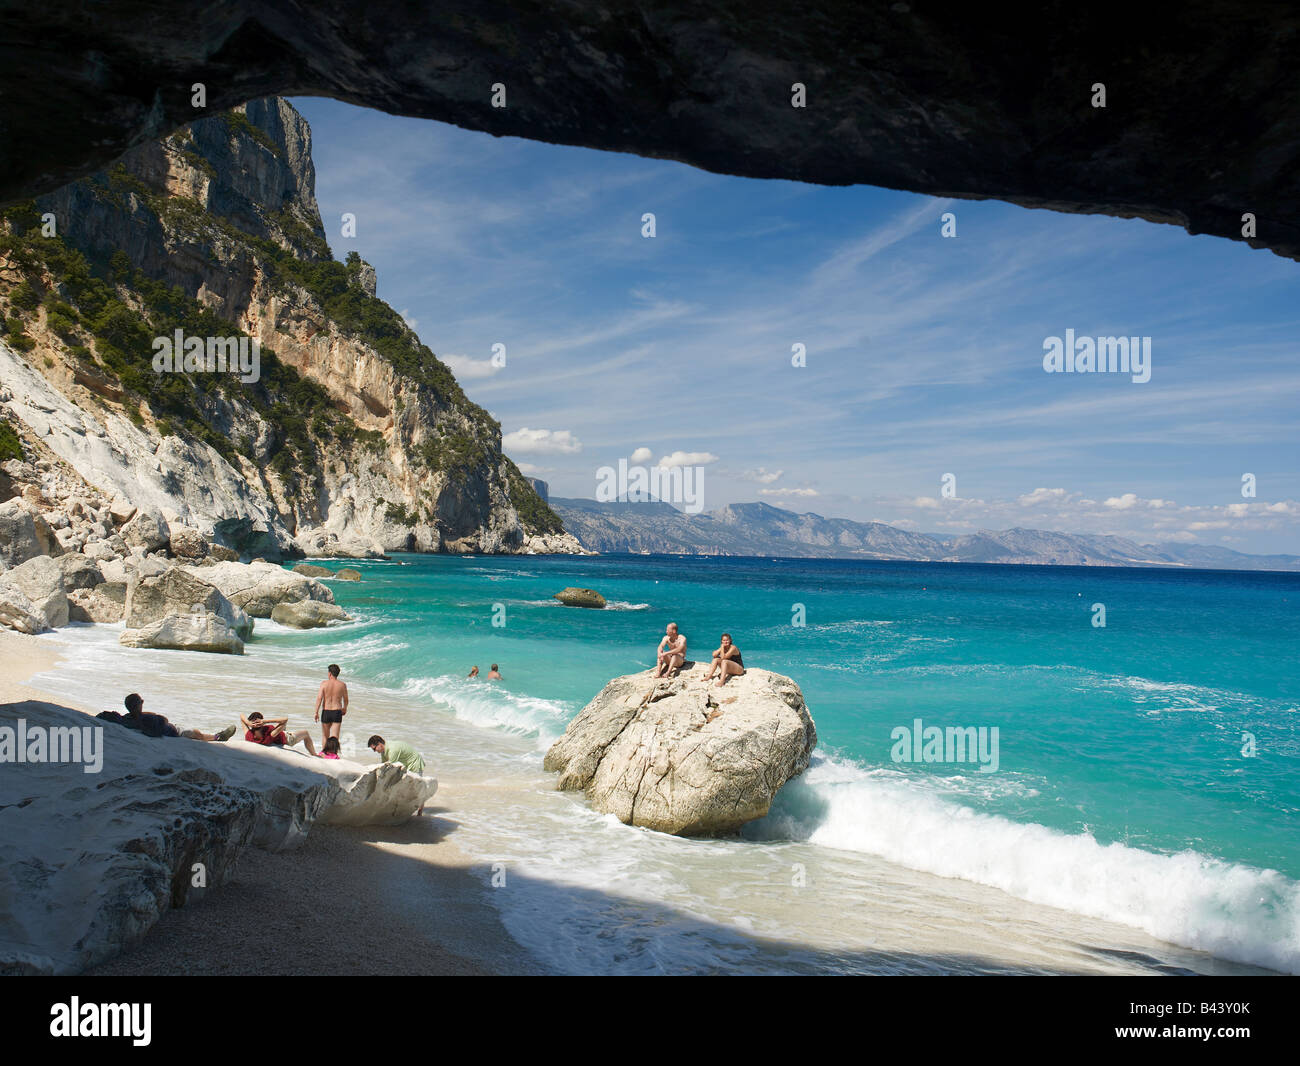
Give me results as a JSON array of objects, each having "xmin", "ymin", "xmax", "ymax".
[{"xmin": 241, "ymin": 711, "xmax": 318, "ymax": 755}]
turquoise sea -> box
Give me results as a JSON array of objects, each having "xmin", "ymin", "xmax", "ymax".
[{"xmin": 39, "ymin": 553, "xmax": 1300, "ymax": 974}]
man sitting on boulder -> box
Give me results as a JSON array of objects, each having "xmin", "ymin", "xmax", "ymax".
[
  {"xmin": 98, "ymin": 693, "xmax": 236, "ymax": 742},
  {"xmin": 653, "ymin": 621, "xmax": 687, "ymax": 678},
  {"xmin": 242, "ymin": 711, "xmax": 318, "ymax": 755}
]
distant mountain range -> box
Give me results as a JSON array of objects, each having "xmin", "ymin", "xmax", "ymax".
[{"xmin": 550, "ymin": 499, "xmax": 1300, "ymax": 572}]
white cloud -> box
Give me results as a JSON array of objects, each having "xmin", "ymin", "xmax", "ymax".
[
  {"xmin": 741, "ymin": 467, "xmax": 784, "ymax": 484},
  {"xmin": 441, "ymin": 353, "xmax": 502, "ymax": 380},
  {"xmin": 515, "ymin": 461, "xmax": 551, "ymax": 475},
  {"xmin": 1018, "ymin": 487, "xmax": 1070, "ymax": 506},
  {"xmin": 911, "ymin": 497, "xmax": 941, "ymax": 509},
  {"xmin": 1104, "ymin": 494, "xmax": 1139, "ymax": 510},
  {"xmin": 657, "ymin": 451, "xmax": 719, "ymax": 468},
  {"xmin": 503, "ymin": 427, "xmax": 583, "ymax": 454},
  {"xmin": 629, "ymin": 447, "xmax": 653, "ymax": 464},
  {"xmin": 760, "ymin": 487, "xmax": 818, "ymax": 497}
]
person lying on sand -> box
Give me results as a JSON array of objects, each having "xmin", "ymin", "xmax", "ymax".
[
  {"xmin": 313, "ymin": 663, "xmax": 348, "ymax": 749},
  {"xmin": 369, "ymin": 735, "xmax": 429, "ymax": 813},
  {"xmin": 703, "ymin": 633, "xmax": 745, "ymax": 687},
  {"xmin": 487, "ymin": 663, "xmax": 502, "ymax": 680},
  {"xmin": 98, "ymin": 693, "xmax": 236, "ymax": 742},
  {"xmin": 653, "ymin": 622, "xmax": 687, "ymax": 678},
  {"xmin": 242, "ymin": 711, "xmax": 318, "ymax": 755}
]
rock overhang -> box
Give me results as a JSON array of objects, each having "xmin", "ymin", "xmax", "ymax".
[{"xmin": 0, "ymin": 2, "xmax": 1297, "ymax": 260}]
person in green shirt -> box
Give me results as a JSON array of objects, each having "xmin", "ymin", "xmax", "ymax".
[{"xmin": 368, "ymin": 734, "xmax": 428, "ymax": 814}]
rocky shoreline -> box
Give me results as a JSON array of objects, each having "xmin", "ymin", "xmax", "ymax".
[
  {"xmin": 0, "ymin": 441, "xmax": 590, "ymax": 652},
  {"xmin": 0, "ymin": 453, "xmax": 362, "ymax": 651}
]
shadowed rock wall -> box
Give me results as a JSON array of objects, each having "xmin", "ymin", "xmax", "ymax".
[{"xmin": 1, "ymin": 2, "xmax": 1297, "ymax": 258}]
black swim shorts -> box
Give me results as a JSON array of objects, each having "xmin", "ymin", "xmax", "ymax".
[{"xmin": 321, "ymin": 709, "xmax": 345, "ymax": 724}]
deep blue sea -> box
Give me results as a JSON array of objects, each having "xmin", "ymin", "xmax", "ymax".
[
  {"xmin": 334, "ymin": 554, "xmax": 1299, "ymax": 865},
  {"xmin": 41, "ymin": 552, "xmax": 1300, "ymax": 973}
]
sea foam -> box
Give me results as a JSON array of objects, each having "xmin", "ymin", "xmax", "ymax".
[
  {"xmin": 401, "ymin": 674, "xmax": 573, "ymax": 748},
  {"xmin": 751, "ymin": 754, "xmax": 1300, "ymax": 973}
]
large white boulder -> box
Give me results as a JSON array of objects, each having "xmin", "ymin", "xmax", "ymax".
[
  {"xmin": 68, "ymin": 585, "xmax": 125, "ymax": 624},
  {"xmin": 294, "ymin": 528, "xmax": 385, "ymax": 559},
  {"xmin": 120, "ymin": 506, "xmax": 171, "ymax": 552},
  {"xmin": 0, "ymin": 498, "xmax": 62, "ymax": 568},
  {"xmin": 0, "ymin": 583, "xmax": 48, "ymax": 634},
  {"xmin": 108, "ymin": 495, "xmax": 137, "ymax": 524},
  {"xmin": 123, "ymin": 567, "xmax": 252, "ymax": 639},
  {"xmin": 184, "ymin": 560, "xmax": 335, "ymax": 618},
  {"xmin": 0, "ymin": 555, "xmax": 69, "ymax": 628},
  {"xmin": 119, "ymin": 612, "xmax": 245, "ymax": 654},
  {"xmin": 55, "ymin": 552, "xmax": 105, "ymax": 590},
  {"xmin": 167, "ymin": 524, "xmax": 208, "ymax": 561},
  {"xmin": 0, "ymin": 699, "xmax": 437, "ymax": 975},
  {"xmin": 270, "ymin": 600, "xmax": 350, "ymax": 628},
  {"xmin": 544, "ymin": 664, "xmax": 817, "ymax": 836}
]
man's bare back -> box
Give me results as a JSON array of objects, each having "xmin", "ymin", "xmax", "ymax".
[
  {"xmin": 317, "ymin": 676, "xmax": 347, "ymax": 710},
  {"xmin": 314, "ymin": 664, "xmax": 349, "ymax": 744}
]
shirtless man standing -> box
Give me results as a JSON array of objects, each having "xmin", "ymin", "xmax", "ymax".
[
  {"xmin": 654, "ymin": 622, "xmax": 687, "ymax": 678},
  {"xmin": 314, "ymin": 664, "xmax": 348, "ymax": 749}
]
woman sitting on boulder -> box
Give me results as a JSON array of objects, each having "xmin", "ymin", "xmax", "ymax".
[{"xmin": 703, "ymin": 633, "xmax": 745, "ymax": 687}]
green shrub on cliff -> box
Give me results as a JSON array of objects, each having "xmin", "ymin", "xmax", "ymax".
[
  {"xmin": 179, "ymin": 149, "xmax": 217, "ymax": 180},
  {"xmin": 10, "ymin": 281, "xmax": 40, "ymax": 312},
  {"xmin": 45, "ymin": 309, "xmax": 78, "ymax": 339},
  {"xmin": 248, "ymin": 235, "xmax": 471, "ymax": 408},
  {"xmin": 4, "ymin": 320, "xmax": 35, "ymax": 352},
  {"xmin": 0, "ymin": 420, "xmax": 23, "ymax": 462},
  {"xmin": 220, "ymin": 110, "xmax": 281, "ymax": 157},
  {"xmin": 417, "ymin": 432, "xmax": 493, "ymax": 481},
  {"xmin": 385, "ymin": 501, "xmax": 418, "ymax": 526}
]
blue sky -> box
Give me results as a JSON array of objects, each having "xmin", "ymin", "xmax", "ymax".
[{"xmin": 290, "ymin": 97, "xmax": 1300, "ymax": 553}]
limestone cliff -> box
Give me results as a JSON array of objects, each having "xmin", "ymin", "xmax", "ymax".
[{"xmin": 0, "ymin": 97, "xmax": 580, "ymax": 557}]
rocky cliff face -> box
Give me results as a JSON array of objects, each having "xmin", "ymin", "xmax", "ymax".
[{"xmin": 0, "ymin": 97, "xmax": 579, "ymax": 557}]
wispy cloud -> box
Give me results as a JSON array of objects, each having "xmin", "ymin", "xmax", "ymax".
[
  {"xmin": 502, "ymin": 428, "xmax": 583, "ymax": 455},
  {"xmin": 294, "ymin": 96, "xmax": 1300, "ymax": 553}
]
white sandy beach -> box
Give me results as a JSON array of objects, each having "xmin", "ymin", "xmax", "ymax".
[
  {"xmin": 0, "ymin": 629, "xmax": 540, "ymax": 976},
  {"xmin": 0, "ymin": 629, "xmax": 74, "ymax": 705}
]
